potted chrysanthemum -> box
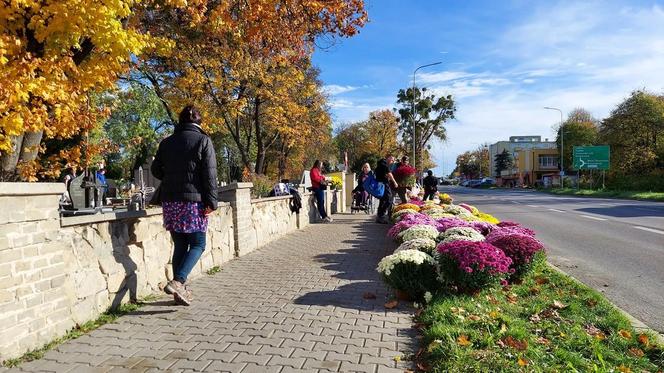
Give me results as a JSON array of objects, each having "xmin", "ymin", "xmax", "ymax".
[{"xmin": 376, "ymin": 249, "xmax": 438, "ymax": 300}]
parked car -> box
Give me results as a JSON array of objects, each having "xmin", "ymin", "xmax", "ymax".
[
  {"xmin": 472, "ymin": 178, "xmax": 496, "ymax": 188},
  {"xmin": 460, "ymin": 180, "xmax": 471, "ymax": 187},
  {"xmin": 439, "ymin": 178, "xmax": 453, "ymax": 185},
  {"xmin": 467, "ymin": 179, "xmax": 482, "ymax": 188}
]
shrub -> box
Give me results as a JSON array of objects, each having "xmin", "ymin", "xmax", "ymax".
[
  {"xmin": 399, "ymin": 224, "xmax": 439, "ymax": 242},
  {"xmin": 486, "ymin": 225, "xmax": 536, "ymax": 241},
  {"xmin": 436, "ymin": 241, "xmax": 513, "ymax": 292},
  {"xmin": 469, "ymin": 221, "xmax": 496, "ymax": 236},
  {"xmin": 486, "ymin": 232, "xmax": 545, "ymax": 279},
  {"xmin": 376, "ymin": 249, "xmax": 439, "ymax": 299},
  {"xmin": 439, "ymin": 226, "xmax": 485, "ymax": 244},
  {"xmin": 249, "ymin": 173, "xmax": 274, "ymax": 198},
  {"xmin": 395, "ymin": 238, "xmax": 437, "ymax": 254}
]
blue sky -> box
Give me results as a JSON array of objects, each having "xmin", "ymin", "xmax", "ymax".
[{"xmin": 312, "ymin": 0, "xmax": 664, "ymax": 176}]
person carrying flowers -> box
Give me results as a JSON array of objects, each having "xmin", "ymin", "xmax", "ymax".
[{"xmin": 392, "ymin": 156, "xmax": 417, "ymax": 204}]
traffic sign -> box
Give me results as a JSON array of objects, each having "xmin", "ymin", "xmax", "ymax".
[{"xmin": 572, "ymin": 146, "xmax": 610, "ymax": 170}]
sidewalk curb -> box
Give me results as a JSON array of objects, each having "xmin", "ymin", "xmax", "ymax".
[{"xmin": 548, "ymin": 263, "xmax": 664, "ymax": 345}]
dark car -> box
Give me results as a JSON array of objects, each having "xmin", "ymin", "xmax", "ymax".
[
  {"xmin": 467, "ymin": 179, "xmax": 482, "ymax": 187},
  {"xmin": 472, "ymin": 178, "xmax": 496, "ymax": 188}
]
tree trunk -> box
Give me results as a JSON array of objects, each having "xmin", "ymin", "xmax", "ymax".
[
  {"xmin": 0, "ymin": 130, "xmax": 43, "ymax": 181},
  {"xmin": 253, "ymin": 97, "xmax": 266, "ymax": 175}
]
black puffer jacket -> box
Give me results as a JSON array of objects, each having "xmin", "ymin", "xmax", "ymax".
[{"xmin": 151, "ymin": 123, "xmax": 218, "ymax": 210}]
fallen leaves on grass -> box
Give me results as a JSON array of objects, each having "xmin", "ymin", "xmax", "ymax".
[
  {"xmin": 457, "ymin": 335, "xmax": 472, "ymax": 346},
  {"xmin": 584, "ymin": 324, "xmax": 606, "ymax": 340},
  {"xmin": 628, "ymin": 347, "xmax": 644, "ymax": 357},
  {"xmin": 384, "ymin": 300, "xmax": 398, "ymax": 309},
  {"xmin": 518, "ymin": 357, "xmax": 529, "ymax": 366},
  {"xmin": 618, "ymin": 364, "xmax": 632, "ymax": 372},
  {"xmin": 506, "ymin": 293, "xmax": 518, "ymax": 304},
  {"xmin": 489, "ymin": 311, "xmax": 500, "ymax": 319},
  {"xmin": 362, "ymin": 292, "xmax": 376, "ymax": 299},
  {"xmin": 468, "ymin": 315, "xmax": 481, "ymax": 321},
  {"xmin": 536, "ymin": 336, "xmax": 551, "ymax": 345},
  {"xmin": 619, "ymin": 329, "xmax": 632, "ymax": 340},
  {"xmin": 638, "ymin": 334, "xmax": 650, "ymax": 346},
  {"xmin": 529, "ymin": 314, "xmax": 541, "ymax": 323},
  {"xmin": 427, "ymin": 339, "xmax": 442, "ymax": 352},
  {"xmin": 535, "ymin": 276, "xmax": 550, "ymax": 285},
  {"xmin": 586, "ymin": 299, "xmax": 598, "ymax": 307},
  {"xmin": 529, "ymin": 287, "xmax": 540, "ymax": 295},
  {"xmin": 552, "ymin": 300, "xmax": 568, "ymax": 309},
  {"xmin": 501, "ymin": 336, "xmax": 528, "ymax": 351}
]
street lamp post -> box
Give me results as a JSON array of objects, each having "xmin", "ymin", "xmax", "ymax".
[
  {"xmin": 412, "ymin": 62, "xmax": 442, "ymax": 173},
  {"xmin": 544, "ymin": 107, "xmax": 564, "ymax": 181}
]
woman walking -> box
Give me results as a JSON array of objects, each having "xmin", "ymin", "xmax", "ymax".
[
  {"xmin": 151, "ymin": 105, "xmax": 218, "ymax": 306},
  {"xmin": 310, "ymin": 160, "xmax": 333, "ymax": 223}
]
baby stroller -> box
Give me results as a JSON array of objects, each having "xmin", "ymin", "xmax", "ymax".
[{"xmin": 350, "ymin": 188, "xmax": 373, "ymax": 214}]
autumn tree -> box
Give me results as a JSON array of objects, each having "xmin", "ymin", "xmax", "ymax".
[
  {"xmin": 395, "ymin": 87, "xmax": 456, "ymax": 172},
  {"xmin": 131, "ymin": 0, "xmax": 367, "ymax": 178},
  {"xmin": 0, "ymin": 0, "xmax": 197, "ymax": 181},
  {"xmin": 599, "ymin": 91, "xmax": 664, "ymax": 175},
  {"xmin": 555, "ymin": 108, "xmax": 599, "ymax": 173}
]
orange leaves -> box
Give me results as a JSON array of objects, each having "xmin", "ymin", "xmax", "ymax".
[
  {"xmin": 384, "ymin": 299, "xmax": 398, "ymax": 309},
  {"xmin": 456, "ymin": 335, "xmax": 471, "ymax": 346},
  {"xmin": 637, "ymin": 334, "xmax": 650, "ymax": 347},
  {"xmin": 619, "ymin": 329, "xmax": 632, "ymax": 340},
  {"xmin": 628, "ymin": 347, "xmax": 644, "ymax": 357},
  {"xmin": 500, "ymin": 336, "xmax": 528, "ymax": 351}
]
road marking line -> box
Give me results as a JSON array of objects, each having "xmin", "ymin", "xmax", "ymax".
[
  {"xmin": 526, "ymin": 205, "xmax": 540, "ymax": 208},
  {"xmin": 548, "ymin": 208, "xmax": 565, "ymax": 213},
  {"xmin": 579, "ymin": 215, "xmax": 607, "ymax": 221},
  {"xmin": 633, "ymin": 226, "xmax": 664, "ymax": 235},
  {"xmin": 511, "ymin": 201, "xmax": 521, "ymax": 204}
]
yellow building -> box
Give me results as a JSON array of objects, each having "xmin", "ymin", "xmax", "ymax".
[{"xmin": 500, "ymin": 147, "xmax": 560, "ymax": 187}]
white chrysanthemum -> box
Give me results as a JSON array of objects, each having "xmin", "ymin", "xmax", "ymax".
[
  {"xmin": 424, "ymin": 291, "xmax": 433, "ymax": 303},
  {"xmin": 391, "ymin": 209, "xmax": 418, "ymax": 222},
  {"xmin": 440, "ymin": 226, "xmax": 485, "ymax": 244},
  {"xmin": 398, "ymin": 225, "xmax": 439, "ymax": 242},
  {"xmin": 441, "ymin": 204, "xmax": 472, "ymax": 217},
  {"xmin": 395, "ymin": 238, "xmax": 437, "ymax": 254},
  {"xmin": 376, "ymin": 249, "xmax": 435, "ymax": 276}
]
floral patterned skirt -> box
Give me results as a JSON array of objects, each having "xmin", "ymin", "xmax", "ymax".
[{"xmin": 162, "ymin": 201, "xmax": 208, "ymax": 233}]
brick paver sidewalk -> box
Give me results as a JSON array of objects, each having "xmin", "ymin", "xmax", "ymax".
[{"xmin": 10, "ymin": 214, "xmax": 415, "ymax": 373}]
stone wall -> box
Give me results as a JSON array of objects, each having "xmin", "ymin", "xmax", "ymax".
[{"xmin": 0, "ymin": 181, "xmax": 332, "ymax": 361}]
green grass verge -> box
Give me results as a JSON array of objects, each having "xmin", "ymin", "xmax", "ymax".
[
  {"xmin": 539, "ymin": 188, "xmax": 664, "ymax": 202},
  {"xmin": 418, "ymin": 265, "xmax": 664, "ymax": 372},
  {"xmin": 1, "ymin": 295, "xmax": 159, "ymax": 368}
]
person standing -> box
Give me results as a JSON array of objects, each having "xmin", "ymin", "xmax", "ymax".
[
  {"xmin": 151, "ymin": 105, "xmax": 218, "ymax": 306},
  {"xmin": 310, "ymin": 160, "xmax": 333, "ymax": 223},
  {"xmin": 393, "ymin": 156, "xmax": 411, "ymax": 204},
  {"xmin": 96, "ymin": 162, "xmax": 108, "ymax": 203},
  {"xmin": 375, "ymin": 155, "xmax": 398, "ymax": 224},
  {"xmin": 423, "ymin": 170, "xmax": 438, "ymax": 201}
]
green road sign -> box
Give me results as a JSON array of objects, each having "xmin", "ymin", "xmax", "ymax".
[{"xmin": 573, "ymin": 145, "xmax": 610, "ymax": 170}]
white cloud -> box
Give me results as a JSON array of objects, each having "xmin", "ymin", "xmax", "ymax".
[
  {"xmin": 322, "ymin": 84, "xmax": 366, "ymax": 95},
  {"xmin": 417, "ymin": 71, "xmax": 474, "ymax": 84}
]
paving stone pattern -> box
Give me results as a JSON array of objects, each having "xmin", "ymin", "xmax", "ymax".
[{"xmin": 9, "ymin": 214, "xmax": 416, "ymax": 372}]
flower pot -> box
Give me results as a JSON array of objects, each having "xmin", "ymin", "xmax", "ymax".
[{"xmin": 395, "ymin": 289, "xmax": 414, "ymax": 302}]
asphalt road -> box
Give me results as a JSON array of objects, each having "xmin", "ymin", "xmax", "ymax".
[{"xmin": 440, "ymin": 186, "xmax": 664, "ymax": 333}]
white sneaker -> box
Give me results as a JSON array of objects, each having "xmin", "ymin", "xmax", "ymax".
[{"xmin": 324, "ymin": 216, "xmax": 334, "ymax": 223}]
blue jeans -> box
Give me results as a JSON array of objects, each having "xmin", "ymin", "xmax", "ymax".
[
  {"xmin": 312, "ymin": 187, "xmax": 328, "ymax": 219},
  {"xmin": 170, "ymin": 231, "xmax": 206, "ymax": 283}
]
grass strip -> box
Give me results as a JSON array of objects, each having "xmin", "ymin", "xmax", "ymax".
[
  {"xmin": 1, "ymin": 295, "xmax": 158, "ymax": 368},
  {"xmin": 418, "ymin": 264, "xmax": 664, "ymax": 372},
  {"xmin": 538, "ymin": 188, "xmax": 664, "ymax": 202}
]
